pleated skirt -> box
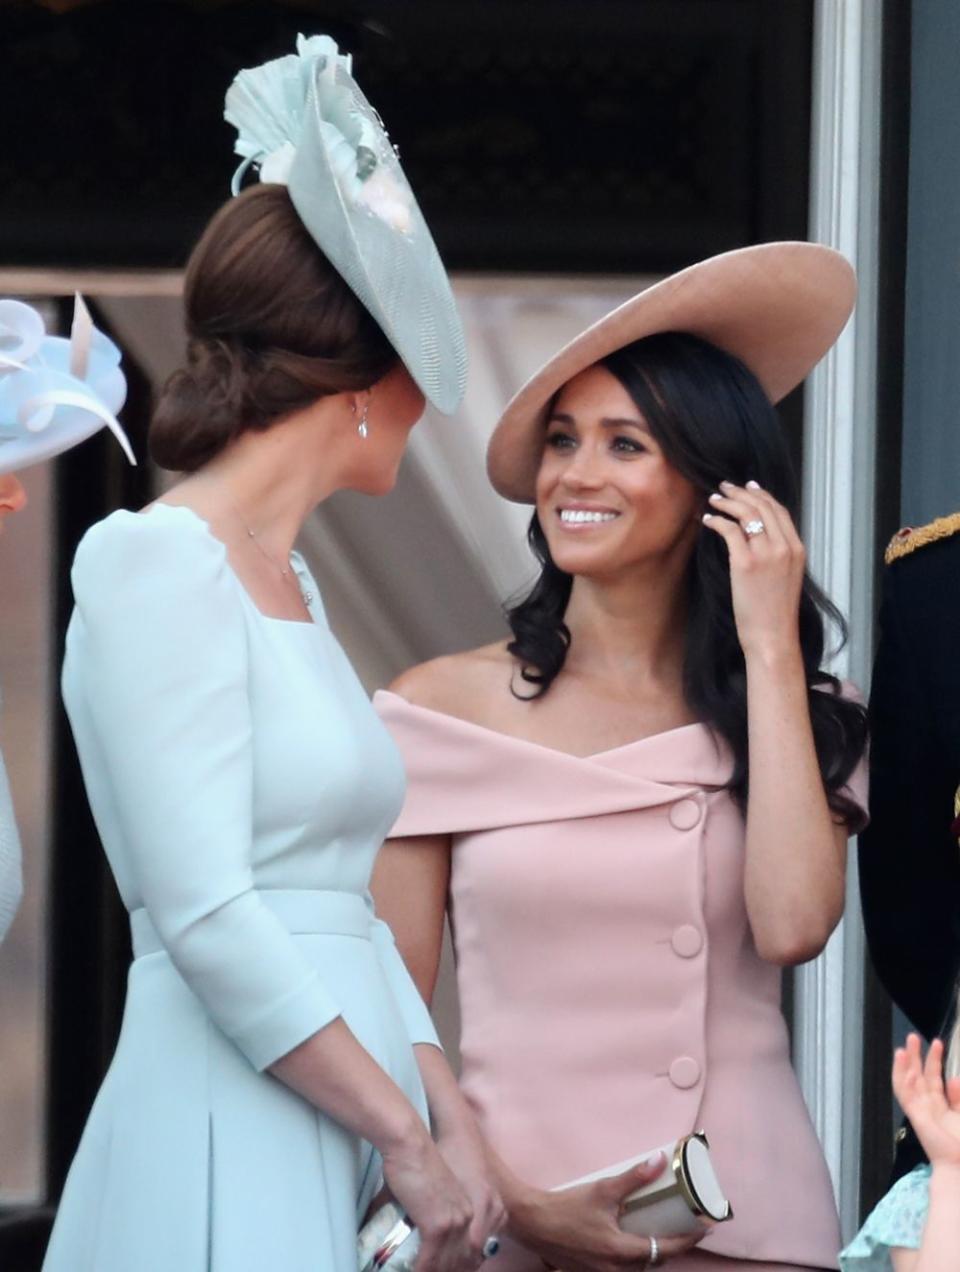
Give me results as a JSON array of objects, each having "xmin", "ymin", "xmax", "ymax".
[{"xmin": 43, "ymin": 929, "xmax": 427, "ymax": 1271}]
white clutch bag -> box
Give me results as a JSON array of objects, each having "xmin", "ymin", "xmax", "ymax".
[
  {"xmin": 552, "ymin": 1131, "xmax": 733, "ymax": 1237},
  {"xmin": 357, "ymin": 1201, "xmax": 417, "ymax": 1272}
]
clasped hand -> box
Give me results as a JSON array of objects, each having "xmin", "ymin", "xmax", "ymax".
[{"xmin": 515, "ymin": 1154, "xmax": 705, "ymax": 1272}]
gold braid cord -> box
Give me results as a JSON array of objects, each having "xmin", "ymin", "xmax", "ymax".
[{"xmin": 885, "ymin": 511, "xmax": 960, "ymax": 565}]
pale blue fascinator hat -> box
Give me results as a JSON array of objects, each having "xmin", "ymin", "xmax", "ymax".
[
  {"xmin": 224, "ymin": 34, "xmax": 467, "ymax": 416},
  {"xmin": 0, "ymin": 295, "xmax": 134, "ymax": 476}
]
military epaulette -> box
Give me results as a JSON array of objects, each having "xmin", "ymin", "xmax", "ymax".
[{"xmin": 885, "ymin": 511, "xmax": 960, "ymax": 565}]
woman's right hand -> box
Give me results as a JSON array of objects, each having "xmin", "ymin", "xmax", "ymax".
[
  {"xmin": 380, "ymin": 1122, "xmax": 477, "ymax": 1271},
  {"xmin": 510, "ymin": 1155, "xmax": 706, "ymax": 1272}
]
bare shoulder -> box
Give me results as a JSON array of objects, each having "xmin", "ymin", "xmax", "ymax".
[{"xmin": 388, "ymin": 642, "xmax": 516, "ymax": 723}]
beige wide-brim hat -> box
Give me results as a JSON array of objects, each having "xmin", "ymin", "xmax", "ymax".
[{"xmin": 487, "ymin": 241, "xmax": 856, "ymax": 503}]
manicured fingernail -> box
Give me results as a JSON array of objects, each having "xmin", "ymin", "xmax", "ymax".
[
  {"xmin": 642, "ymin": 1151, "xmax": 664, "ymax": 1169},
  {"xmin": 746, "ymin": 480, "xmax": 760, "ymax": 490},
  {"xmin": 708, "ymin": 492, "xmax": 723, "ymax": 503},
  {"xmin": 702, "ymin": 513, "xmax": 713, "ymax": 523},
  {"xmin": 719, "ymin": 479, "xmax": 733, "ymax": 489}
]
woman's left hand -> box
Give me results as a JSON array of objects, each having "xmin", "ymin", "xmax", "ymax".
[{"xmin": 702, "ymin": 480, "xmax": 806, "ymax": 660}]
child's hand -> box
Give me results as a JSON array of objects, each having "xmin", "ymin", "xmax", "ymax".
[{"xmin": 893, "ymin": 1033, "xmax": 960, "ymax": 1168}]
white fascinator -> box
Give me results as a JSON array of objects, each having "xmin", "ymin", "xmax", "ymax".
[
  {"xmin": 0, "ymin": 295, "xmax": 134, "ymax": 476},
  {"xmin": 225, "ymin": 34, "xmax": 467, "ymax": 415}
]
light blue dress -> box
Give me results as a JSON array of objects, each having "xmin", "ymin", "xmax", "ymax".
[
  {"xmin": 840, "ymin": 1165, "xmax": 930, "ymax": 1270},
  {"xmin": 43, "ymin": 504, "xmax": 439, "ymax": 1271},
  {"xmin": 0, "ymin": 715, "xmax": 23, "ymax": 943}
]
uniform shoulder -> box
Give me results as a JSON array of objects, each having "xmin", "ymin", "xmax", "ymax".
[
  {"xmin": 885, "ymin": 511, "xmax": 960, "ymax": 565},
  {"xmin": 387, "ymin": 643, "xmax": 514, "ymax": 718}
]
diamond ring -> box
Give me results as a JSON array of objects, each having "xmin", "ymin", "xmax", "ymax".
[
  {"xmin": 648, "ymin": 1235, "xmax": 661, "ymax": 1266},
  {"xmin": 743, "ymin": 519, "xmax": 766, "ymax": 538}
]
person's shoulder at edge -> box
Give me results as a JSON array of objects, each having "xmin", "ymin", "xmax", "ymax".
[
  {"xmin": 69, "ymin": 502, "xmax": 233, "ymax": 612},
  {"xmin": 884, "ymin": 509, "xmax": 960, "ymax": 571},
  {"xmin": 387, "ymin": 641, "xmax": 517, "ymax": 729}
]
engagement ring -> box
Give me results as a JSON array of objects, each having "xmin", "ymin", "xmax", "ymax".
[{"xmin": 743, "ymin": 519, "xmax": 766, "ymax": 538}]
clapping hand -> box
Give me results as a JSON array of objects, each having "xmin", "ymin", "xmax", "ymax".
[{"xmin": 893, "ymin": 1033, "xmax": 960, "ymax": 1169}]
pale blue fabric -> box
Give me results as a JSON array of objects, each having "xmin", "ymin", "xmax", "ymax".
[
  {"xmin": 840, "ymin": 1165, "xmax": 931, "ymax": 1270},
  {"xmin": 225, "ymin": 35, "xmax": 467, "ymax": 415},
  {"xmin": 0, "ymin": 296, "xmax": 133, "ymax": 475},
  {"xmin": 0, "ymin": 727, "xmax": 23, "ymax": 944},
  {"xmin": 43, "ymin": 503, "xmax": 438, "ymax": 1271}
]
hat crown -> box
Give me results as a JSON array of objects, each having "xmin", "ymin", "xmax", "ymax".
[
  {"xmin": 0, "ymin": 296, "xmax": 134, "ymax": 476},
  {"xmin": 225, "ymin": 36, "xmax": 467, "ymax": 415}
]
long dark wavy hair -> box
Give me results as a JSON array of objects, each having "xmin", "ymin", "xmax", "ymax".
[{"xmin": 506, "ymin": 331, "xmax": 867, "ymax": 822}]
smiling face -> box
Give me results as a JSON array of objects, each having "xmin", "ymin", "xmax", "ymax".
[
  {"xmin": 535, "ymin": 363, "xmax": 703, "ymax": 579},
  {"xmin": 0, "ymin": 473, "xmax": 27, "ymax": 534}
]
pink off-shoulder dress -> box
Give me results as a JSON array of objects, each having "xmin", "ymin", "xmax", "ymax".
[{"xmin": 375, "ymin": 689, "xmax": 868, "ymax": 1272}]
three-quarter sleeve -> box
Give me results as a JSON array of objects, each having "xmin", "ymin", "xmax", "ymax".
[
  {"xmin": 365, "ymin": 892, "xmax": 441, "ymax": 1049},
  {"xmin": 65, "ymin": 512, "xmax": 341, "ymax": 1071}
]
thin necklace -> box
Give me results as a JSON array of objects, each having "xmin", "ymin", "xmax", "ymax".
[{"xmin": 233, "ymin": 507, "xmax": 314, "ymax": 608}]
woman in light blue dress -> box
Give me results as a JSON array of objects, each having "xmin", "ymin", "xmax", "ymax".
[
  {"xmin": 0, "ymin": 475, "xmax": 26, "ymax": 944},
  {"xmin": 42, "ymin": 37, "xmax": 503, "ymax": 1272},
  {"xmin": 0, "ymin": 292, "xmax": 134, "ymax": 944},
  {"xmin": 841, "ymin": 1028, "xmax": 960, "ymax": 1272},
  {"xmin": 0, "ymin": 459, "xmax": 27, "ymax": 945}
]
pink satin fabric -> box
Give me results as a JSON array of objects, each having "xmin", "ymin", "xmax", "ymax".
[{"xmin": 375, "ymin": 690, "xmax": 867, "ymax": 1272}]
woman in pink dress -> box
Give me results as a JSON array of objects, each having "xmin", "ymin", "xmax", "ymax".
[{"xmin": 372, "ymin": 244, "xmax": 868, "ymax": 1272}]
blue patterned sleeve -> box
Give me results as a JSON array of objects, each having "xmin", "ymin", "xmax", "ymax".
[{"xmin": 840, "ymin": 1165, "xmax": 931, "ymax": 1271}]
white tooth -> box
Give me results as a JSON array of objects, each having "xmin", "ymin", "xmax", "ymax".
[{"xmin": 560, "ymin": 509, "xmax": 620, "ymax": 522}]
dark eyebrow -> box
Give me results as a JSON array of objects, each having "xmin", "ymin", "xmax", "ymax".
[{"xmin": 548, "ymin": 411, "xmax": 651, "ymax": 434}]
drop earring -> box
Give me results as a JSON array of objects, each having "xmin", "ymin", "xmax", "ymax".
[{"xmin": 358, "ymin": 401, "xmax": 369, "ymax": 439}]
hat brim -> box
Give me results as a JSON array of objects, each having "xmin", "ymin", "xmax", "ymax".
[
  {"xmin": 0, "ymin": 349, "xmax": 128, "ymax": 476},
  {"xmin": 487, "ymin": 241, "xmax": 856, "ymax": 503},
  {"xmin": 0, "ymin": 410, "xmax": 115, "ymax": 475},
  {"xmin": 288, "ymin": 60, "xmax": 466, "ymax": 415}
]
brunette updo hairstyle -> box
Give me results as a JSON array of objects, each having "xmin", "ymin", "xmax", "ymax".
[{"xmin": 150, "ymin": 185, "xmax": 399, "ymax": 472}]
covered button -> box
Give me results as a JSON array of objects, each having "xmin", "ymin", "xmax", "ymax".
[
  {"xmin": 669, "ymin": 1056, "xmax": 702, "ymax": 1089},
  {"xmin": 671, "ymin": 925, "xmax": 703, "ymax": 958},
  {"xmin": 669, "ymin": 798, "xmax": 701, "ymax": 831}
]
